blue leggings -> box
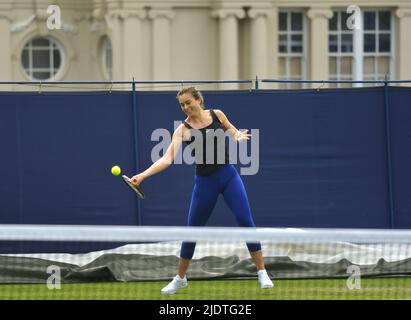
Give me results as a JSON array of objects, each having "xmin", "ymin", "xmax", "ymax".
[{"xmin": 180, "ymin": 164, "xmax": 261, "ymax": 260}]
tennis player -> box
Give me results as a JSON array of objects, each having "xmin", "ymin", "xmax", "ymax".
[{"xmin": 130, "ymin": 87, "xmax": 273, "ymax": 294}]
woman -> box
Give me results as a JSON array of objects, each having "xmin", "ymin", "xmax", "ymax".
[{"xmin": 130, "ymin": 87, "xmax": 273, "ymax": 294}]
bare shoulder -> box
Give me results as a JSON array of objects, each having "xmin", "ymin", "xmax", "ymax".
[
  {"xmin": 213, "ymin": 109, "xmax": 228, "ymax": 121},
  {"xmin": 174, "ymin": 122, "xmax": 191, "ymax": 141},
  {"xmin": 173, "ymin": 123, "xmax": 186, "ymax": 136}
]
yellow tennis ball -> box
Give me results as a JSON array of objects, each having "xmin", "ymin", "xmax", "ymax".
[{"xmin": 111, "ymin": 165, "xmax": 121, "ymax": 176}]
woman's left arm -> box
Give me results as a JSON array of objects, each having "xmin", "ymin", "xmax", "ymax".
[{"xmin": 214, "ymin": 109, "xmax": 251, "ymax": 142}]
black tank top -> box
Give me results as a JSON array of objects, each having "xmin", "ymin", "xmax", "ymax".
[{"xmin": 183, "ymin": 109, "xmax": 230, "ymax": 176}]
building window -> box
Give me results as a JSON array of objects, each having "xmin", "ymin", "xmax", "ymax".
[
  {"xmin": 21, "ymin": 37, "xmax": 63, "ymax": 81},
  {"xmin": 329, "ymin": 11, "xmax": 354, "ymax": 88},
  {"xmin": 278, "ymin": 11, "xmax": 306, "ymax": 88},
  {"xmin": 101, "ymin": 37, "xmax": 112, "ymax": 80},
  {"xmin": 363, "ymin": 10, "xmax": 392, "ymax": 81},
  {"xmin": 328, "ymin": 9, "xmax": 393, "ymax": 86}
]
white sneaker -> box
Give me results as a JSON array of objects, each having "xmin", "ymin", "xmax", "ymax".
[
  {"xmin": 161, "ymin": 275, "xmax": 188, "ymax": 294},
  {"xmin": 258, "ymin": 270, "xmax": 274, "ymax": 289}
]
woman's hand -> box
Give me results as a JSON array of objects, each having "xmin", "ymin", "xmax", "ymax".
[
  {"xmin": 130, "ymin": 173, "xmax": 145, "ymax": 187},
  {"xmin": 235, "ymin": 129, "xmax": 252, "ymax": 142}
]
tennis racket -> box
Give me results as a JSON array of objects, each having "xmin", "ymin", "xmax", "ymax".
[{"xmin": 122, "ymin": 175, "xmax": 145, "ymax": 199}]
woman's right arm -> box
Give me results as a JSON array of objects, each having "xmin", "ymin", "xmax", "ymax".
[{"xmin": 130, "ymin": 124, "xmax": 185, "ymax": 186}]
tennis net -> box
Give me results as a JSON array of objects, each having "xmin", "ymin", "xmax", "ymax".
[{"xmin": 1, "ymin": 224, "xmax": 411, "ymax": 300}]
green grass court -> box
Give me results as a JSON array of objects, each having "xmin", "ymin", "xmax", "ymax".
[{"xmin": 1, "ymin": 277, "xmax": 410, "ymax": 300}]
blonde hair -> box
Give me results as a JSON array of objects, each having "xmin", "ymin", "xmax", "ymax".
[{"xmin": 176, "ymin": 87, "xmax": 204, "ymax": 108}]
